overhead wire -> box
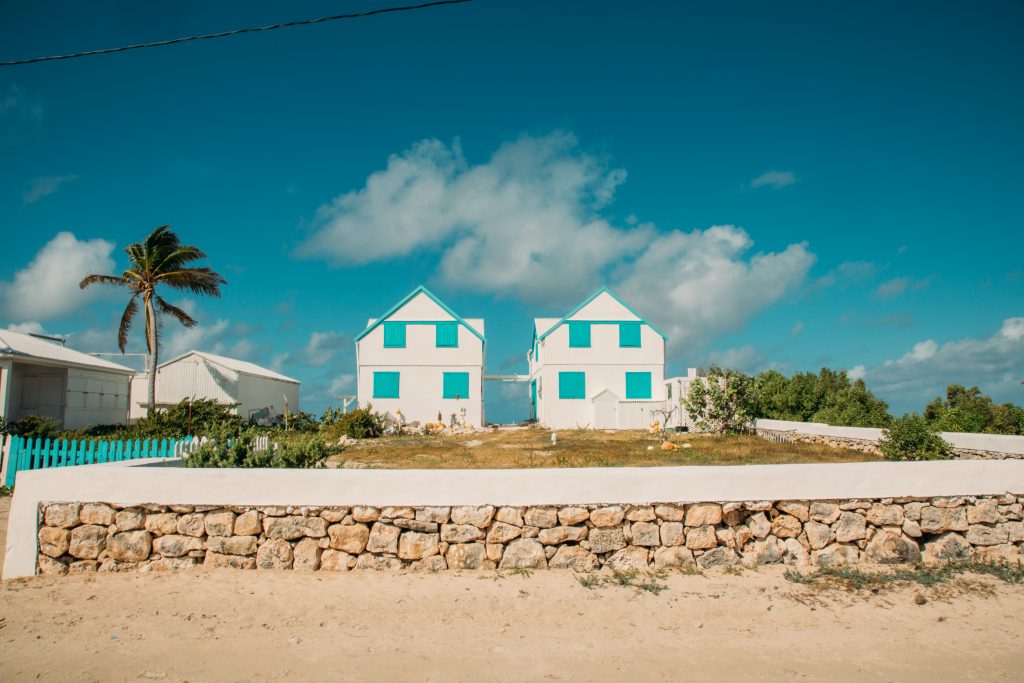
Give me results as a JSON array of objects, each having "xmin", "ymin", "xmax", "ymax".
[{"xmin": 0, "ymin": 0, "xmax": 473, "ymax": 67}]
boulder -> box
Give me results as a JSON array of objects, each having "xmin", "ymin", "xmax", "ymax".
[
  {"xmin": 450, "ymin": 506, "xmax": 495, "ymax": 528},
  {"xmin": 698, "ymin": 547, "xmax": 739, "ymax": 568},
  {"xmin": 523, "ymin": 507, "xmax": 558, "ymax": 528},
  {"xmin": 486, "ymin": 522, "xmax": 523, "ymax": 544},
  {"xmin": 864, "ymin": 531, "xmax": 920, "ymax": 564},
  {"xmin": 398, "ymin": 532, "xmax": 440, "ymax": 560},
  {"xmin": 548, "ymin": 545, "xmax": 599, "ymax": 571},
  {"xmin": 68, "ymin": 524, "xmax": 107, "ymax": 559},
  {"xmin": 108, "ymin": 530, "xmax": 152, "ymax": 563},
  {"xmin": 293, "ymin": 538, "xmax": 323, "ymax": 571},
  {"xmin": 256, "ymin": 538, "xmax": 294, "ymax": 569},
  {"xmin": 153, "ymin": 535, "xmax": 204, "ymax": 558},
  {"xmin": 366, "ymin": 523, "xmax": 401, "ymax": 554},
  {"xmin": 590, "ymin": 506, "xmax": 625, "ymax": 528},
  {"xmin": 114, "ymin": 509, "xmax": 145, "ymax": 532},
  {"xmin": 79, "ymin": 503, "xmax": 116, "ymax": 526},
  {"xmin": 685, "ymin": 503, "xmax": 722, "ymax": 527},
  {"xmin": 233, "ymin": 510, "xmax": 262, "ymax": 536},
  {"xmin": 44, "ymin": 503, "xmax": 81, "ymax": 529},
  {"xmin": 685, "ymin": 525, "xmax": 718, "ymax": 550},
  {"xmin": 204, "ymin": 511, "xmax": 236, "ymax": 537},
  {"xmin": 659, "ymin": 522, "xmax": 685, "ymax": 547},
  {"xmin": 440, "ymin": 524, "xmax": 484, "ymax": 544},
  {"xmin": 538, "ymin": 526, "xmax": 587, "ymax": 545},
  {"xmin": 328, "ymin": 524, "xmax": 370, "ymax": 554},
  {"xmin": 833, "ymin": 512, "xmax": 867, "ymax": 543},
  {"xmin": 588, "ymin": 527, "xmax": 627, "ymax": 554},
  {"xmin": 206, "ymin": 536, "xmax": 257, "ymax": 556},
  {"xmin": 922, "ymin": 532, "xmax": 973, "ymax": 562},
  {"xmin": 605, "ymin": 546, "xmax": 650, "ymax": 570},
  {"xmin": 446, "ymin": 542, "xmax": 487, "ymax": 570},
  {"xmin": 653, "ymin": 546, "xmax": 696, "ymax": 569},
  {"xmin": 38, "ymin": 527, "xmax": 70, "ymax": 558},
  {"xmin": 631, "ymin": 522, "xmax": 661, "ymax": 547},
  {"xmin": 558, "ymin": 506, "xmax": 589, "ymax": 526},
  {"xmin": 499, "ymin": 539, "xmax": 547, "ymax": 569}
]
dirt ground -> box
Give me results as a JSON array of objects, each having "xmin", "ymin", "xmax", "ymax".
[
  {"xmin": 2, "ymin": 499, "xmax": 1022, "ymax": 681},
  {"xmin": 328, "ymin": 429, "xmax": 878, "ymax": 469}
]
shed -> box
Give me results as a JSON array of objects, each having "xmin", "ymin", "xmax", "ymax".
[
  {"xmin": 0, "ymin": 329, "xmax": 135, "ymax": 429},
  {"xmin": 129, "ymin": 350, "xmax": 300, "ymax": 422}
]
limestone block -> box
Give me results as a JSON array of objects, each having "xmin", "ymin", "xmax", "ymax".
[
  {"xmin": 328, "ymin": 524, "xmax": 370, "ymax": 553},
  {"xmin": 366, "ymin": 523, "xmax": 400, "ymax": 554},
  {"xmin": 38, "ymin": 527, "xmax": 70, "ymax": 558},
  {"xmin": 499, "ymin": 539, "xmax": 547, "ymax": 569},
  {"xmin": 256, "ymin": 538, "xmax": 293, "ymax": 569}
]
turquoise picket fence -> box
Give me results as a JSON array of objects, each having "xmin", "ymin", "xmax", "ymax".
[{"xmin": 2, "ymin": 434, "xmax": 193, "ymax": 488}]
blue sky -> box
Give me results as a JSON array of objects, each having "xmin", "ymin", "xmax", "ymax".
[{"xmin": 1, "ymin": 0, "xmax": 1022, "ymax": 423}]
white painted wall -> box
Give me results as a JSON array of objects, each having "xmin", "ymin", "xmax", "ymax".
[
  {"xmin": 357, "ymin": 291, "xmax": 485, "ymax": 427},
  {"xmin": 3, "ymin": 362, "xmax": 129, "ymax": 429},
  {"xmin": 530, "ymin": 291, "xmax": 666, "ymax": 429},
  {"xmin": 7, "ymin": 458, "xmax": 1024, "ymax": 578},
  {"xmin": 63, "ymin": 368, "xmax": 130, "ymax": 429}
]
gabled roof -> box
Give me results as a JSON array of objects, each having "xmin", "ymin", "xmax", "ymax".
[
  {"xmin": 0, "ymin": 328, "xmax": 136, "ymax": 374},
  {"xmin": 354, "ymin": 285, "xmax": 486, "ymax": 344},
  {"xmin": 159, "ymin": 350, "xmax": 299, "ymax": 384},
  {"xmin": 536, "ymin": 287, "xmax": 668, "ymax": 341}
]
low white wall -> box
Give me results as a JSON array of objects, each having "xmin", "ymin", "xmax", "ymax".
[
  {"xmin": 754, "ymin": 419, "xmax": 1024, "ymax": 456},
  {"xmin": 6, "ymin": 459, "xmax": 1024, "ymax": 579}
]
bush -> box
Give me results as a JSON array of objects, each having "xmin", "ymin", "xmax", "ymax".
[
  {"xmin": 326, "ymin": 405, "xmax": 386, "ymax": 439},
  {"xmin": 184, "ymin": 426, "xmax": 330, "ymax": 468},
  {"xmin": 685, "ymin": 366, "xmax": 757, "ymax": 434},
  {"xmin": 879, "ymin": 414, "xmax": 951, "ymax": 461},
  {"xmin": 127, "ymin": 398, "xmax": 245, "ymax": 439},
  {"xmin": 4, "ymin": 415, "xmax": 62, "ymax": 440}
]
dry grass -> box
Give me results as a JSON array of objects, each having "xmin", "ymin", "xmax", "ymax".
[{"xmin": 325, "ymin": 428, "xmax": 880, "ymax": 469}]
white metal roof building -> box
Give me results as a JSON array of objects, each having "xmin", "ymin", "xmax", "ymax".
[
  {"xmin": 129, "ymin": 350, "xmax": 300, "ymax": 421},
  {"xmin": 0, "ymin": 329, "xmax": 135, "ymax": 429}
]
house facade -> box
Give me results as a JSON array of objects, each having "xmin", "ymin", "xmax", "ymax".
[
  {"xmin": 129, "ymin": 350, "xmax": 300, "ymax": 422},
  {"xmin": 528, "ymin": 288, "xmax": 668, "ymax": 430},
  {"xmin": 0, "ymin": 329, "xmax": 135, "ymax": 429},
  {"xmin": 355, "ymin": 286, "xmax": 485, "ymax": 428}
]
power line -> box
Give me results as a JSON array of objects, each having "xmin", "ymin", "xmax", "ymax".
[{"xmin": 0, "ymin": 0, "xmax": 473, "ymax": 67}]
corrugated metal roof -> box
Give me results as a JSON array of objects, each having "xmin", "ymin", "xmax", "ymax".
[
  {"xmin": 160, "ymin": 350, "xmax": 299, "ymax": 384},
  {"xmin": 0, "ymin": 328, "xmax": 135, "ymax": 374}
]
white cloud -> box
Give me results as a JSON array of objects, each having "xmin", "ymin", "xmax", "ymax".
[
  {"xmin": 863, "ymin": 317, "xmax": 1024, "ymax": 411},
  {"xmin": 23, "ymin": 174, "xmax": 78, "ymax": 204},
  {"xmin": 875, "ymin": 277, "xmax": 909, "ymax": 299},
  {"xmin": 163, "ymin": 319, "xmax": 231, "ymax": 359},
  {"xmin": 750, "ymin": 170, "xmax": 797, "ymax": 189},
  {"xmin": 6, "ymin": 321, "xmax": 46, "ymax": 334},
  {"xmin": 791, "ymin": 321, "xmax": 804, "ymax": 337},
  {"xmin": 847, "ymin": 364, "xmax": 866, "ymax": 381},
  {"xmin": 705, "ymin": 345, "xmax": 769, "ymax": 373},
  {"xmin": 298, "ymin": 134, "xmax": 816, "ymax": 350},
  {"xmin": 328, "ymin": 374, "xmax": 355, "ymax": 396},
  {"xmin": 0, "ymin": 232, "xmax": 116, "ymax": 321},
  {"xmin": 297, "ymin": 331, "xmax": 351, "ymax": 367}
]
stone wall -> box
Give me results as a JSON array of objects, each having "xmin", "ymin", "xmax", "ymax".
[{"xmin": 35, "ymin": 496, "xmax": 1024, "ymax": 576}]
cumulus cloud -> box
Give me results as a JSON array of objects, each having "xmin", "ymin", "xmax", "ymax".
[
  {"xmin": 297, "ymin": 133, "xmax": 816, "ymax": 352},
  {"xmin": 874, "ymin": 275, "xmax": 934, "ymax": 300},
  {"xmin": 847, "ymin": 364, "xmax": 866, "ymax": 381},
  {"xmin": 0, "ymin": 232, "xmax": 116, "ymax": 321},
  {"xmin": 863, "ymin": 318, "xmax": 1024, "ymax": 411},
  {"xmin": 6, "ymin": 321, "xmax": 46, "ymax": 335},
  {"xmin": 750, "ymin": 170, "xmax": 797, "ymax": 189},
  {"xmin": 23, "ymin": 174, "xmax": 78, "ymax": 204}
]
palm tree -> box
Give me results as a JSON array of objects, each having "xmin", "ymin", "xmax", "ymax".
[{"xmin": 80, "ymin": 226, "xmax": 226, "ymax": 417}]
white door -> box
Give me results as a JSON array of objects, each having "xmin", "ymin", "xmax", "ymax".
[
  {"xmin": 21, "ymin": 371, "xmax": 66, "ymax": 423},
  {"xmin": 593, "ymin": 399, "xmax": 617, "ymax": 429}
]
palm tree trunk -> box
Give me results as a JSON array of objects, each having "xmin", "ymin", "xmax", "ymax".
[{"xmin": 145, "ymin": 295, "xmax": 158, "ymax": 418}]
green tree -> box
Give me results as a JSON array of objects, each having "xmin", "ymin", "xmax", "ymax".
[
  {"xmin": 80, "ymin": 226, "xmax": 226, "ymax": 417},
  {"xmin": 924, "ymin": 385, "xmax": 1024, "ymax": 435},
  {"xmin": 879, "ymin": 414, "xmax": 951, "ymax": 461},
  {"xmin": 685, "ymin": 366, "xmax": 757, "ymax": 434},
  {"xmin": 752, "ymin": 368, "xmax": 891, "ymax": 427}
]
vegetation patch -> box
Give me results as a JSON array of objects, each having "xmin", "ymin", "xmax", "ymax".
[
  {"xmin": 577, "ymin": 569, "xmax": 670, "ymax": 595},
  {"xmin": 783, "ymin": 559, "xmax": 1024, "ymax": 591}
]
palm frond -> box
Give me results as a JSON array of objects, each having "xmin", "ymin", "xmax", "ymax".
[
  {"xmin": 157, "ymin": 267, "xmax": 226, "ymax": 296},
  {"xmin": 79, "ymin": 274, "xmax": 129, "ymax": 290},
  {"xmin": 117, "ymin": 294, "xmax": 140, "ymax": 353},
  {"xmin": 155, "ymin": 295, "xmax": 197, "ymax": 328}
]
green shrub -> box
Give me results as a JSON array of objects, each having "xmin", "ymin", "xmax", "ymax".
[
  {"xmin": 879, "ymin": 414, "xmax": 951, "ymax": 461},
  {"xmin": 328, "ymin": 406, "xmax": 386, "ymax": 439},
  {"xmin": 128, "ymin": 398, "xmax": 245, "ymax": 439},
  {"xmin": 184, "ymin": 426, "xmax": 330, "ymax": 468},
  {"xmin": 5, "ymin": 415, "xmax": 62, "ymax": 440}
]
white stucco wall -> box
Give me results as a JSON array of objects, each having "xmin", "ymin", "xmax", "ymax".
[
  {"xmin": 530, "ymin": 291, "xmax": 666, "ymax": 429},
  {"xmin": 7, "ymin": 458, "xmax": 1024, "ymax": 578},
  {"xmin": 356, "ymin": 291, "xmax": 485, "ymax": 427},
  {"xmin": 64, "ymin": 368, "xmax": 130, "ymax": 429}
]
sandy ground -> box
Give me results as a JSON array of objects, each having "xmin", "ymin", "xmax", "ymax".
[{"xmin": 1, "ymin": 498, "xmax": 1022, "ymax": 682}]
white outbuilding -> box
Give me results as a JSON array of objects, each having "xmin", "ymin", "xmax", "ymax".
[
  {"xmin": 528, "ymin": 287, "xmax": 670, "ymax": 430},
  {"xmin": 355, "ymin": 285, "xmax": 486, "ymax": 428},
  {"xmin": 0, "ymin": 329, "xmax": 134, "ymax": 429},
  {"xmin": 129, "ymin": 350, "xmax": 300, "ymax": 421}
]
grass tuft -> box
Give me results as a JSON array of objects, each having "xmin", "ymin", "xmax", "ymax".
[{"xmin": 785, "ymin": 559, "xmax": 1024, "ymax": 590}]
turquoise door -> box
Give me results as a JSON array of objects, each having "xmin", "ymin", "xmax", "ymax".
[{"xmin": 531, "ymin": 380, "xmax": 537, "ymax": 420}]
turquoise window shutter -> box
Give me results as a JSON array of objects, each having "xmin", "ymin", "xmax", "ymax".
[
  {"xmin": 619, "ymin": 322, "xmax": 641, "ymax": 347},
  {"xmin": 383, "ymin": 322, "xmax": 407, "ymax": 348},
  {"xmin": 435, "ymin": 322, "xmax": 459, "ymax": 347},
  {"xmin": 625, "ymin": 372, "xmax": 652, "ymax": 399},
  {"xmin": 442, "ymin": 372, "xmax": 470, "ymax": 399},
  {"xmin": 558, "ymin": 371, "xmax": 586, "ymax": 399},
  {"xmin": 373, "ymin": 371, "xmax": 400, "ymax": 398},
  {"xmin": 568, "ymin": 321, "xmax": 592, "ymax": 348}
]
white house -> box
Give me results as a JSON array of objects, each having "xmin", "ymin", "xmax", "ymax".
[
  {"xmin": 129, "ymin": 350, "xmax": 300, "ymax": 421},
  {"xmin": 0, "ymin": 329, "xmax": 134, "ymax": 429},
  {"xmin": 528, "ymin": 287, "xmax": 669, "ymax": 430},
  {"xmin": 355, "ymin": 286, "xmax": 485, "ymax": 428}
]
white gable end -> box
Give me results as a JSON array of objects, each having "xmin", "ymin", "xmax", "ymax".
[{"xmin": 570, "ymin": 291, "xmax": 640, "ymax": 321}]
